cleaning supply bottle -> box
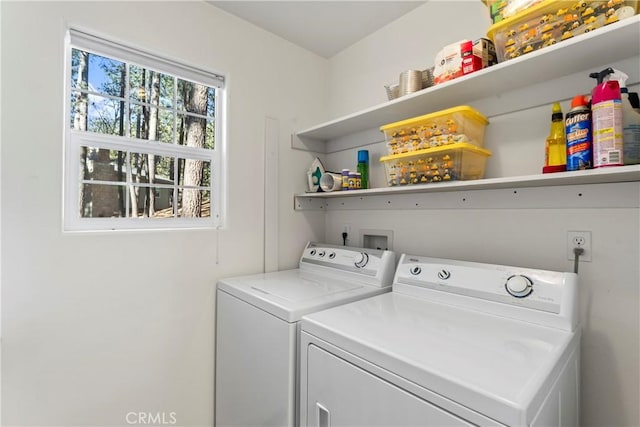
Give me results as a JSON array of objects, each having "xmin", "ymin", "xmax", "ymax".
[
  {"xmin": 608, "ymin": 69, "xmax": 640, "ymax": 165},
  {"xmin": 566, "ymin": 95, "xmax": 592, "ymax": 171},
  {"xmin": 543, "ymin": 102, "xmax": 566, "ymax": 173},
  {"xmin": 357, "ymin": 150, "xmax": 369, "ymax": 189},
  {"xmin": 589, "ymin": 67, "xmax": 623, "ymax": 167}
]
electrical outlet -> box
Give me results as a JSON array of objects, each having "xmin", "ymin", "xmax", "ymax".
[
  {"xmin": 567, "ymin": 231, "xmax": 592, "ymax": 262},
  {"xmin": 342, "ymin": 224, "xmax": 351, "ymax": 246}
]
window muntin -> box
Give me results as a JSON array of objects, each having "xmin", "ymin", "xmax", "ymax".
[{"xmin": 65, "ymin": 29, "xmax": 224, "ymax": 230}]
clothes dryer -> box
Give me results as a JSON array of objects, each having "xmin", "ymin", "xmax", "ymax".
[
  {"xmin": 300, "ymin": 254, "xmax": 580, "ymax": 427},
  {"xmin": 215, "ymin": 242, "xmax": 396, "ymax": 427}
]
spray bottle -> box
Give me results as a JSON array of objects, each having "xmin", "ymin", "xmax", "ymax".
[
  {"xmin": 589, "ymin": 67, "xmax": 623, "ymax": 167},
  {"xmin": 608, "ymin": 69, "xmax": 640, "ymax": 165}
]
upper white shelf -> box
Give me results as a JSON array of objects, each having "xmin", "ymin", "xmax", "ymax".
[
  {"xmin": 296, "ymin": 16, "xmax": 640, "ymax": 143},
  {"xmin": 296, "ymin": 165, "xmax": 640, "ymax": 198},
  {"xmin": 293, "ymin": 165, "xmax": 640, "ymax": 210}
]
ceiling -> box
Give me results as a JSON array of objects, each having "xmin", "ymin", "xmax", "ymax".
[{"xmin": 208, "ymin": 1, "xmax": 427, "ymax": 58}]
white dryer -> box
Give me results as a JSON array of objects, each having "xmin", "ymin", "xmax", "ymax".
[
  {"xmin": 300, "ymin": 254, "xmax": 581, "ymax": 427},
  {"xmin": 215, "ymin": 242, "xmax": 396, "ymax": 427}
]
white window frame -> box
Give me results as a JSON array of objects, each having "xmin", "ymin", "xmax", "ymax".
[{"xmin": 63, "ymin": 28, "xmax": 226, "ymax": 231}]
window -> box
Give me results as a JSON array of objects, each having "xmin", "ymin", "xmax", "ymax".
[{"xmin": 64, "ymin": 29, "xmax": 225, "ymax": 231}]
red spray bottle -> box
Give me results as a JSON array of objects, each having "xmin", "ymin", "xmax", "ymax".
[{"xmin": 589, "ymin": 67, "xmax": 623, "ymax": 167}]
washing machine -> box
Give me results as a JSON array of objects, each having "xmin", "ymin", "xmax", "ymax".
[
  {"xmin": 300, "ymin": 254, "xmax": 581, "ymax": 427},
  {"xmin": 215, "ymin": 242, "xmax": 396, "ymax": 427}
]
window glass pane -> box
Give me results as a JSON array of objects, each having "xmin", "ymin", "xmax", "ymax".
[
  {"xmin": 177, "ymin": 158, "xmax": 210, "ymax": 187},
  {"xmin": 82, "ymin": 147, "xmax": 126, "ymax": 183},
  {"xmin": 148, "ymin": 186, "xmax": 175, "ymax": 217},
  {"xmin": 130, "ymin": 153, "xmax": 176, "ymax": 184},
  {"xmin": 126, "ymin": 184, "xmax": 176, "ymax": 218},
  {"xmin": 206, "ymin": 118, "xmax": 215, "ymax": 149},
  {"xmin": 207, "ymin": 87, "xmax": 215, "ymax": 118},
  {"xmin": 160, "ymin": 74, "xmax": 175, "ymax": 109},
  {"xmin": 129, "ymin": 66, "xmax": 174, "ymax": 108},
  {"xmin": 128, "ymin": 103, "xmax": 148, "ymax": 140},
  {"xmin": 70, "ymin": 90, "xmax": 89, "ymax": 131},
  {"xmin": 86, "ymin": 94, "xmax": 124, "ymax": 135},
  {"xmin": 71, "ymin": 49, "xmax": 125, "ymax": 97},
  {"xmin": 157, "ymin": 108, "xmax": 175, "ymax": 143},
  {"xmin": 129, "ymin": 104, "xmax": 174, "ymax": 143},
  {"xmin": 177, "ymin": 79, "xmax": 209, "ymax": 114},
  {"xmin": 177, "ymin": 113, "xmax": 207, "ymax": 147},
  {"xmin": 177, "ymin": 189, "xmax": 210, "ymax": 218},
  {"xmin": 71, "ymin": 49, "xmax": 88, "ymax": 90},
  {"xmin": 81, "ymin": 183, "xmax": 127, "ymax": 218},
  {"xmin": 128, "ymin": 152, "xmax": 149, "ymax": 181},
  {"xmin": 70, "ymin": 91, "xmax": 80, "ymax": 128}
]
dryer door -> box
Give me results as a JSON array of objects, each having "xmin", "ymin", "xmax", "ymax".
[{"xmin": 305, "ymin": 344, "xmax": 473, "ymax": 427}]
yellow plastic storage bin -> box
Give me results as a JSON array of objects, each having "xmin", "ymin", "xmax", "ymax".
[
  {"xmin": 380, "ymin": 106, "xmax": 489, "ymax": 156},
  {"xmin": 487, "ymin": 0, "xmax": 638, "ymax": 63},
  {"xmin": 380, "ymin": 142, "xmax": 492, "ymax": 186},
  {"xmin": 483, "ymin": 0, "xmax": 548, "ymax": 23}
]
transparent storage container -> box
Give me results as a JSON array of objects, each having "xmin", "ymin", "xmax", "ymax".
[
  {"xmin": 380, "ymin": 106, "xmax": 489, "ymax": 156},
  {"xmin": 487, "ymin": 0, "xmax": 638, "ymax": 63},
  {"xmin": 380, "ymin": 142, "xmax": 492, "ymax": 186}
]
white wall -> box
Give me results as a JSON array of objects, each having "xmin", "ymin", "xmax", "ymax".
[
  {"xmin": 322, "ymin": 2, "xmax": 640, "ymax": 426},
  {"xmin": 1, "ymin": 1, "xmax": 326, "ymax": 425}
]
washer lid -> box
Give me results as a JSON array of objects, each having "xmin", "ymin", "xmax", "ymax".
[
  {"xmin": 301, "ymin": 292, "xmax": 579, "ymax": 426},
  {"xmin": 218, "ymin": 269, "xmax": 386, "ymax": 322}
]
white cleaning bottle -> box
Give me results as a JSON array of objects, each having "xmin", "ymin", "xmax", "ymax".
[{"xmin": 609, "ymin": 69, "xmax": 640, "ymax": 165}]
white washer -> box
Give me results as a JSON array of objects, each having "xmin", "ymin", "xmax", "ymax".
[
  {"xmin": 300, "ymin": 254, "xmax": 581, "ymax": 427},
  {"xmin": 215, "ymin": 242, "xmax": 396, "ymax": 427}
]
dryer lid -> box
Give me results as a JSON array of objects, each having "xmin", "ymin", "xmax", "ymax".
[{"xmin": 302, "ymin": 292, "xmax": 580, "ymax": 426}]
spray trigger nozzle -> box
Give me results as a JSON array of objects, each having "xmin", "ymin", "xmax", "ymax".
[{"xmin": 589, "ymin": 67, "xmax": 615, "ymax": 84}]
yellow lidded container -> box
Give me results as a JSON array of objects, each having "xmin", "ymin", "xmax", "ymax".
[
  {"xmin": 487, "ymin": 0, "xmax": 638, "ymax": 63},
  {"xmin": 380, "ymin": 142, "xmax": 492, "ymax": 186},
  {"xmin": 380, "ymin": 105, "xmax": 489, "ymax": 156}
]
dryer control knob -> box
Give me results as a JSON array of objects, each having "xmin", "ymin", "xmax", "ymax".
[
  {"xmin": 354, "ymin": 252, "xmax": 369, "ymax": 268},
  {"xmin": 505, "ymin": 275, "xmax": 533, "ymax": 298}
]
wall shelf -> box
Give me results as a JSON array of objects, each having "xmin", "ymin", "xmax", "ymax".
[
  {"xmin": 293, "ymin": 16, "xmax": 640, "ymax": 211},
  {"xmin": 294, "ymin": 165, "xmax": 640, "ymax": 210},
  {"xmin": 293, "ymin": 16, "xmax": 640, "ymax": 153}
]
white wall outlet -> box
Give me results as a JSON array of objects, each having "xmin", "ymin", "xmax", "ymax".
[{"xmin": 567, "ymin": 231, "xmax": 592, "ymax": 262}]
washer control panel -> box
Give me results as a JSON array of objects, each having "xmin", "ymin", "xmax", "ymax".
[
  {"xmin": 300, "ymin": 242, "xmax": 396, "ymax": 287},
  {"xmin": 394, "ymin": 254, "xmax": 578, "ymax": 322}
]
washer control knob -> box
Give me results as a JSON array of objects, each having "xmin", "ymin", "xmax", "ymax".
[
  {"xmin": 410, "ymin": 266, "xmax": 422, "ymax": 275},
  {"xmin": 309, "ymin": 249, "xmax": 317, "ymax": 256},
  {"xmin": 318, "ymin": 250, "xmax": 326, "ymax": 257},
  {"xmin": 505, "ymin": 275, "xmax": 533, "ymax": 298},
  {"xmin": 354, "ymin": 252, "xmax": 369, "ymax": 268}
]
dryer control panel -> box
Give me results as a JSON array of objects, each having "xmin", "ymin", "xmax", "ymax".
[
  {"xmin": 394, "ymin": 254, "xmax": 579, "ymax": 332},
  {"xmin": 300, "ymin": 242, "xmax": 396, "ymax": 288}
]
